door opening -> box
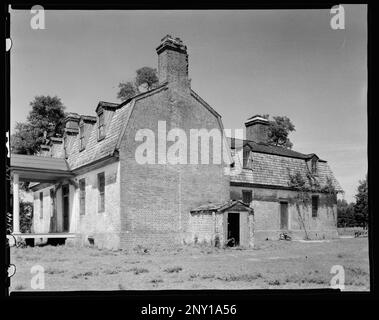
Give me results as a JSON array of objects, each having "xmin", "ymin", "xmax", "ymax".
[
  {"xmin": 62, "ymin": 184, "xmax": 69, "ymax": 232},
  {"xmin": 227, "ymin": 212, "xmax": 240, "ymax": 247},
  {"xmin": 280, "ymin": 201, "xmax": 289, "ymax": 230}
]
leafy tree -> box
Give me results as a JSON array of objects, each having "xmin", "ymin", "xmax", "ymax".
[
  {"xmin": 117, "ymin": 82, "xmax": 137, "ymax": 101},
  {"xmin": 337, "ymin": 199, "xmax": 356, "ymax": 227},
  {"xmin": 262, "ymin": 114, "xmax": 296, "ymax": 149},
  {"xmin": 354, "ymin": 176, "xmax": 368, "ymax": 228},
  {"xmin": 135, "ymin": 66, "xmax": 159, "ymax": 90},
  {"xmin": 11, "ymin": 95, "xmax": 66, "ymax": 155},
  {"xmin": 117, "ymin": 66, "xmax": 159, "ymax": 101}
]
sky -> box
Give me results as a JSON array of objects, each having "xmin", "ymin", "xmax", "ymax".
[{"xmin": 10, "ymin": 6, "xmax": 367, "ymax": 202}]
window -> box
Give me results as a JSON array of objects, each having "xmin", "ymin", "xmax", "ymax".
[
  {"xmin": 312, "ymin": 195, "xmax": 319, "ymax": 217},
  {"xmin": 311, "ymin": 158, "xmax": 318, "ymax": 174},
  {"xmin": 79, "ymin": 124, "xmax": 86, "ymax": 151},
  {"xmin": 243, "ymin": 148, "xmax": 251, "ymax": 169},
  {"xmin": 242, "ymin": 190, "xmax": 252, "ymax": 205},
  {"xmin": 98, "ymin": 112, "xmax": 105, "ymax": 140},
  {"xmin": 97, "ymin": 172, "xmax": 105, "ymax": 213},
  {"xmin": 39, "ymin": 192, "xmax": 43, "ymax": 219},
  {"xmin": 79, "ymin": 178, "xmax": 86, "ymax": 215}
]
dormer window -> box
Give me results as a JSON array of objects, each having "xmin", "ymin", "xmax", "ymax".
[
  {"xmin": 98, "ymin": 111, "xmax": 105, "ymax": 140},
  {"xmin": 243, "ymin": 147, "xmax": 252, "ymax": 169},
  {"xmin": 79, "ymin": 124, "xmax": 85, "ymax": 151}
]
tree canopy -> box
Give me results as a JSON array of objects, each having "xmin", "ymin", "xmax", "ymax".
[
  {"xmin": 354, "ymin": 176, "xmax": 368, "ymax": 228},
  {"xmin": 262, "ymin": 114, "xmax": 296, "ymax": 149},
  {"xmin": 117, "ymin": 66, "xmax": 159, "ymax": 101},
  {"xmin": 11, "ymin": 95, "xmax": 66, "ymax": 155},
  {"xmin": 337, "ymin": 199, "xmax": 356, "ymax": 227},
  {"xmin": 336, "ymin": 175, "xmax": 368, "ymax": 228}
]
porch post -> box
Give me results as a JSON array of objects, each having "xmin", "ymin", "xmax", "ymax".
[{"xmin": 13, "ymin": 173, "xmax": 20, "ymax": 234}]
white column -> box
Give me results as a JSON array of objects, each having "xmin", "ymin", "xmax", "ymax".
[{"xmin": 13, "ymin": 173, "xmax": 20, "ymax": 234}]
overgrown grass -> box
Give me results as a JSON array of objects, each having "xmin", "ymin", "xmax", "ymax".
[
  {"xmin": 10, "ymin": 238, "xmax": 369, "ymax": 291},
  {"xmin": 164, "ymin": 266, "xmax": 183, "ymax": 273},
  {"xmin": 127, "ymin": 267, "xmax": 149, "ymax": 275},
  {"xmin": 45, "ymin": 267, "xmax": 66, "ymax": 275},
  {"xmin": 14, "ymin": 284, "xmax": 26, "ymax": 290},
  {"xmin": 72, "ymin": 271, "xmax": 99, "ymax": 279}
]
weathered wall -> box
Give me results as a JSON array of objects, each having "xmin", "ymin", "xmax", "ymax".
[
  {"xmin": 118, "ymin": 88, "xmax": 230, "ymax": 249},
  {"xmin": 73, "ymin": 161, "xmax": 121, "ymax": 249},
  {"xmin": 32, "ymin": 161, "xmax": 121, "ymax": 249},
  {"xmin": 231, "ymin": 186, "xmax": 338, "ymax": 241},
  {"xmin": 33, "ymin": 187, "xmax": 53, "ymax": 234},
  {"xmin": 189, "ymin": 210, "xmax": 254, "ymax": 248},
  {"xmin": 189, "ymin": 212, "xmax": 223, "ymax": 245}
]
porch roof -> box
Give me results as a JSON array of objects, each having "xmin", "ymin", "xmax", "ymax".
[
  {"xmin": 10, "ymin": 153, "xmax": 74, "ymax": 182},
  {"xmin": 190, "ymin": 200, "xmax": 254, "ymax": 214}
]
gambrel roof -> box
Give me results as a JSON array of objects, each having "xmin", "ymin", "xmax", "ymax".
[
  {"xmin": 47, "ymin": 82, "xmax": 224, "ymax": 172},
  {"xmin": 229, "ymin": 138, "xmax": 343, "ymax": 192},
  {"xmin": 54, "ymin": 83, "xmax": 169, "ymax": 171}
]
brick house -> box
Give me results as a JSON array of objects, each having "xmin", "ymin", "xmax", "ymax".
[
  {"xmin": 10, "ymin": 35, "xmax": 342, "ymax": 249},
  {"xmin": 229, "ymin": 115, "xmax": 343, "ymax": 241}
]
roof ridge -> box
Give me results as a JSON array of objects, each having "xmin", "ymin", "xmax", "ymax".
[{"xmin": 119, "ymin": 81, "xmax": 169, "ymax": 107}]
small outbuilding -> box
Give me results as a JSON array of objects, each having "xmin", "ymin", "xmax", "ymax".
[{"xmin": 190, "ymin": 200, "xmax": 254, "ymax": 248}]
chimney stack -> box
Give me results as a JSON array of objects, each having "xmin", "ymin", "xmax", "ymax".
[
  {"xmin": 156, "ymin": 35, "xmax": 190, "ymax": 93},
  {"xmin": 245, "ymin": 115, "xmax": 269, "ymax": 144}
]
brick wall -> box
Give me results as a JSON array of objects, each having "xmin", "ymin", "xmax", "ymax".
[
  {"xmin": 118, "ymin": 87, "xmax": 230, "ymax": 249},
  {"xmin": 231, "ymin": 186, "xmax": 338, "ymax": 241}
]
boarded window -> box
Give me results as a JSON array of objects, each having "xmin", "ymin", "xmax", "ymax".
[
  {"xmin": 79, "ymin": 124, "xmax": 86, "ymax": 151},
  {"xmin": 39, "ymin": 192, "xmax": 43, "ymax": 219},
  {"xmin": 242, "ymin": 190, "xmax": 252, "ymax": 205},
  {"xmin": 242, "ymin": 148, "xmax": 251, "ymax": 169},
  {"xmin": 79, "ymin": 178, "xmax": 86, "ymax": 215},
  {"xmin": 97, "ymin": 172, "xmax": 105, "ymax": 213},
  {"xmin": 98, "ymin": 112, "xmax": 105, "ymax": 140},
  {"xmin": 312, "ymin": 195, "xmax": 319, "ymax": 217}
]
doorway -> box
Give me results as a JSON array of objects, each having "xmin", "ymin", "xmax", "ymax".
[
  {"xmin": 227, "ymin": 212, "xmax": 240, "ymax": 246},
  {"xmin": 62, "ymin": 184, "xmax": 69, "ymax": 232},
  {"xmin": 280, "ymin": 201, "xmax": 289, "ymax": 230}
]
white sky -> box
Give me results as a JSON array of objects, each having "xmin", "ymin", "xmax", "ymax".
[{"xmin": 10, "ymin": 6, "xmax": 367, "ymax": 202}]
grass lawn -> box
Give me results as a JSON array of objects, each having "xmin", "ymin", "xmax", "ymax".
[{"xmin": 9, "ymin": 237, "xmax": 370, "ymax": 292}]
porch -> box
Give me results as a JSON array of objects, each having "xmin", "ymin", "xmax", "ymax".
[{"xmin": 10, "ymin": 153, "xmax": 76, "ymax": 239}]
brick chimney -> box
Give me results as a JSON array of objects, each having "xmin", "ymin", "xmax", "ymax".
[
  {"xmin": 245, "ymin": 115, "xmax": 269, "ymax": 144},
  {"xmin": 156, "ymin": 35, "xmax": 190, "ymax": 94}
]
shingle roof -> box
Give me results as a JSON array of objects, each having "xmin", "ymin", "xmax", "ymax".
[
  {"xmin": 229, "ymin": 148, "xmax": 343, "ymax": 192},
  {"xmin": 56, "ymin": 83, "xmax": 169, "ymax": 170},
  {"xmin": 95, "ymin": 101, "xmax": 120, "ymax": 113},
  {"xmin": 227, "ymin": 137, "xmax": 322, "ymax": 161},
  {"xmin": 190, "ymin": 200, "xmax": 253, "ymax": 213},
  {"xmin": 65, "ymin": 101, "xmax": 134, "ymax": 170}
]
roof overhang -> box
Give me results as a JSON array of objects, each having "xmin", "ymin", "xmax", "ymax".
[
  {"xmin": 191, "ymin": 200, "xmax": 254, "ymax": 215},
  {"xmin": 10, "ymin": 154, "xmax": 74, "ymax": 182}
]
